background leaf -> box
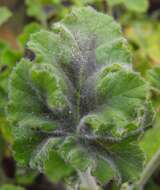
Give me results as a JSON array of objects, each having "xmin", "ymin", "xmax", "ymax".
[{"xmin": 0, "ymin": 7, "xmax": 12, "ymax": 26}]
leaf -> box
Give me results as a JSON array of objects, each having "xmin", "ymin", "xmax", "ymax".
[
  {"xmin": 147, "ymin": 66, "xmax": 160, "ymax": 92},
  {"xmin": 108, "ymin": 140, "xmax": 144, "ymax": 182},
  {"xmin": 0, "ymin": 12, "xmax": 22, "ymax": 184},
  {"xmin": 0, "ymin": 40, "xmax": 21, "ymax": 142},
  {"xmin": 26, "ymin": 0, "xmax": 52, "ymax": 24},
  {"xmin": 92, "ymin": 138, "xmax": 145, "ymax": 183},
  {"xmin": 25, "ymin": 0, "xmax": 69, "ymax": 24},
  {"xmin": 123, "ymin": 0, "xmax": 148, "ymax": 12},
  {"xmin": 140, "ymin": 115, "xmax": 160, "ymax": 163},
  {"xmin": 0, "ymin": 7, "xmax": 12, "ymax": 26},
  {"xmin": 28, "ymin": 8, "xmax": 131, "ymax": 66},
  {"xmin": 107, "ymin": 0, "xmax": 148, "ymax": 12},
  {"xmin": 0, "ymin": 185, "xmax": 25, "ymax": 190},
  {"xmin": 107, "ymin": 0, "xmax": 124, "ymax": 6},
  {"xmin": 125, "ymin": 20, "xmax": 160, "ymax": 74},
  {"xmin": 139, "ymin": 66, "xmax": 160, "ymax": 163},
  {"xmin": 15, "ymin": 167, "xmax": 37, "ymax": 185},
  {"xmin": 7, "ymin": 7, "xmax": 154, "ymax": 186},
  {"xmin": 18, "ymin": 22, "xmax": 42, "ymax": 48},
  {"xmin": 93, "ymin": 158, "xmax": 115, "ymax": 184},
  {"xmin": 30, "ymin": 137, "xmax": 74, "ymax": 181}
]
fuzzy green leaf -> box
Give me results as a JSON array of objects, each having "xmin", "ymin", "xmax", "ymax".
[{"xmin": 7, "ymin": 7, "xmax": 154, "ymax": 186}]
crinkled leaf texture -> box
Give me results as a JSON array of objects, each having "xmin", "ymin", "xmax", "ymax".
[{"xmin": 7, "ymin": 7, "xmax": 154, "ymax": 185}]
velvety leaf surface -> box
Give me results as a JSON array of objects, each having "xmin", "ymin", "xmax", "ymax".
[{"xmin": 7, "ymin": 7, "xmax": 154, "ymax": 186}]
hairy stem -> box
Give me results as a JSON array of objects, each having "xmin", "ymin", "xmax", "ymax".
[
  {"xmin": 38, "ymin": 124, "xmax": 152, "ymax": 143},
  {"xmin": 79, "ymin": 169, "xmax": 100, "ymax": 190},
  {"xmin": 137, "ymin": 149, "xmax": 160, "ymax": 190}
]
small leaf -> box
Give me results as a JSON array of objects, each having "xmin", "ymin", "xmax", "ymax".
[
  {"xmin": 147, "ymin": 66, "xmax": 160, "ymax": 92},
  {"xmin": 123, "ymin": 0, "xmax": 148, "ymax": 13},
  {"xmin": 93, "ymin": 159, "xmax": 115, "ymax": 184},
  {"xmin": 18, "ymin": 22, "xmax": 42, "ymax": 48},
  {"xmin": 0, "ymin": 185, "xmax": 25, "ymax": 190},
  {"xmin": 30, "ymin": 138, "xmax": 73, "ymax": 181},
  {"xmin": 108, "ymin": 0, "xmax": 148, "ymax": 12},
  {"xmin": 0, "ymin": 7, "xmax": 12, "ymax": 26}
]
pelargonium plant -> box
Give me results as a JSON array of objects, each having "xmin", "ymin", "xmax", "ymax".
[{"xmin": 6, "ymin": 7, "xmax": 154, "ymax": 189}]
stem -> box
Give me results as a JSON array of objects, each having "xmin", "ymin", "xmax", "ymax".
[
  {"xmin": 120, "ymin": 183, "xmax": 134, "ymax": 190},
  {"xmin": 102, "ymin": 0, "xmax": 107, "ymax": 13},
  {"xmin": 38, "ymin": 130, "xmax": 122, "ymax": 142},
  {"xmin": 79, "ymin": 169, "xmax": 100, "ymax": 190},
  {"xmin": 108, "ymin": 6, "xmax": 113, "ymax": 16},
  {"xmin": 65, "ymin": 169, "xmax": 101, "ymax": 190},
  {"xmin": 104, "ymin": 0, "xmax": 113, "ymax": 15},
  {"xmin": 38, "ymin": 124, "xmax": 152, "ymax": 143},
  {"xmin": 137, "ymin": 149, "xmax": 160, "ymax": 190},
  {"xmin": 76, "ymin": 91, "xmax": 80, "ymax": 124},
  {"xmin": 77, "ymin": 58, "xmax": 85, "ymax": 124},
  {"xmin": 41, "ymin": 18, "xmax": 48, "ymax": 29}
]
